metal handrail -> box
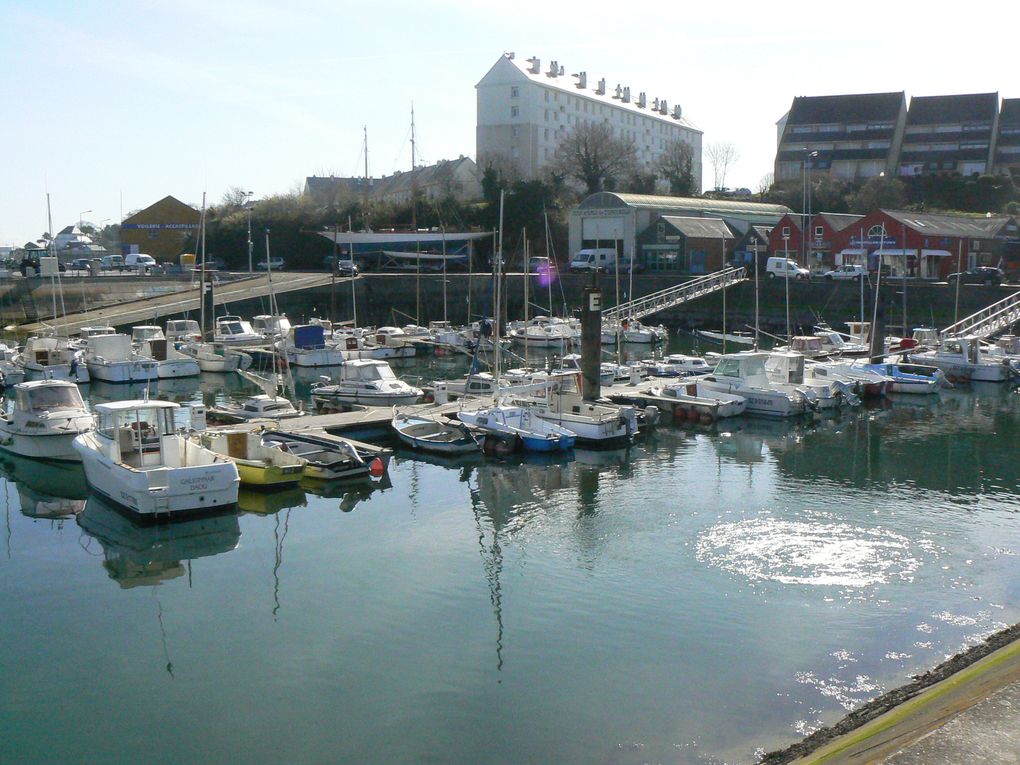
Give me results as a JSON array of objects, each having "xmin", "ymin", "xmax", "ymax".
[
  {"xmin": 940, "ymin": 289, "xmax": 1020, "ymax": 339},
  {"xmin": 603, "ymin": 267, "xmax": 747, "ymax": 322}
]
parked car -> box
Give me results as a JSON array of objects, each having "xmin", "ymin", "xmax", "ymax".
[
  {"xmin": 256, "ymin": 257, "xmax": 285, "ymax": 271},
  {"xmin": 323, "ymin": 256, "xmax": 358, "ymax": 275},
  {"xmin": 69, "ymin": 258, "xmax": 94, "ymax": 272},
  {"xmin": 100, "ymin": 254, "xmax": 126, "ymax": 271},
  {"xmin": 947, "ymin": 266, "xmax": 1003, "ymax": 286},
  {"xmin": 822, "ymin": 264, "xmax": 866, "ymax": 280}
]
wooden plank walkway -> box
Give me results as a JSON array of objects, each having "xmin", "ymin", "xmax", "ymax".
[{"xmin": 19, "ymin": 272, "xmax": 349, "ymax": 335}]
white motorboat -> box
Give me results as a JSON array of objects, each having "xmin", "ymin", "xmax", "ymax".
[
  {"xmin": 391, "ymin": 410, "xmax": 479, "ymax": 455},
  {"xmin": 312, "ymin": 360, "xmax": 423, "ymax": 407},
  {"xmin": 178, "ymin": 342, "xmax": 252, "ymax": 373},
  {"xmin": 20, "ymin": 336, "xmax": 90, "ymax": 384},
  {"xmin": 72, "ymin": 325, "xmax": 116, "ymax": 351},
  {"xmin": 135, "ymin": 334, "xmax": 201, "ymax": 379},
  {"xmin": 433, "ymin": 372, "xmax": 500, "ymax": 400},
  {"xmin": 766, "ymin": 352, "xmax": 853, "ymax": 410},
  {"xmin": 556, "ymin": 354, "xmax": 614, "ymax": 387},
  {"xmin": 0, "ymin": 343, "xmax": 25, "ymax": 387},
  {"xmin": 807, "ymin": 360, "xmax": 890, "ymax": 398},
  {"xmin": 458, "ymin": 402, "xmax": 576, "ymax": 453},
  {"xmin": 0, "ymin": 380, "xmax": 94, "ymax": 461},
  {"xmin": 73, "ymin": 400, "xmax": 239, "ymax": 522},
  {"xmin": 213, "ymin": 316, "xmax": 264, "ymax": 347},
  {"xmin": 907, "ymin": 336, "xmax": 1017, "ymax": 383},
  {"xmin": 165, "ymin": 319, "xmax": 202, "ymax": 343},
  {"xmin": 639, "ymin": 354, "xmax": 713, "ymax": 378},
  {"xmin": 646, "ymin": 380, "xmax": 747, "ymax": 421},
  {"xmin": 508, "ymin": 316, "xmax": 579, "ymax": 350},
  {"xmin": 208, "ymin": 393, "xmax": 303, "ymax": 422},
  {"xmin": 84, "ymin": 334, "xmax": 158, "ymax": 383},
  {"xmin": 252, "ymin": 314, "xmax": 292, "ymax": 342},
  {"xmin": 813, "ymin": 329, "xmax": 869, "ymax": 357},
  {"xmin": 602, "ymin": 319, "xmax": 668, "ymax": 345},
  {"xmin": 856, "ymin": 362, "xmax": 942, "ymax": 394},
  {"xmin": 510, "ymin": 388, "xmax": 639, "ymax": 446},
  {"xmin": 278, "ymin": 324, "xmax": 344, "ymax": 368},
  {"xmin": 701, "ymin": 352, "xmax": 811, "ymax": 417},
  {"xmin": 333, "ymin": 331, "xmax": 416, "ymax": 360}
]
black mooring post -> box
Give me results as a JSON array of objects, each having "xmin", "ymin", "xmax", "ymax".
[
  {"xmin": 580, "ymin": 269, "xmax": 602, "ymax": 401},
  {"xmin": 201, "ymin": 271, "xmax": 215, "ymax": 340}
]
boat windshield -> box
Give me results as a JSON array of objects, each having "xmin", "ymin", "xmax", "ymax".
[
  {"xmin": 97, "ymin": 407, "xmax": 172, "ymax": 440},
  {"xmin": 357, "ymin": 364, "xmax": 395, "ymax": 382},
  {"xmin": 22, "ymin": 386, "xmax": 85, "ymax": 412},
  {"xmin": 220, "ymin": 322, "xmax": 245, "ymax": 335}
]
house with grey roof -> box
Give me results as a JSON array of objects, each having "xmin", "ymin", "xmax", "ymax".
[
  {"xmin": 898, "ymin": 93, "xmax": 1000, "ymax": 177},
  {"xmin": 304, "ymin": 156, "xmax": 482, "ymax": 207},
  {"xmin": 774, "ymin": 92, "xmax": 907, "ymax": 183},
  {"xmin": 636, "ymin": 215, "xmax": 735, "ymax": 273}
]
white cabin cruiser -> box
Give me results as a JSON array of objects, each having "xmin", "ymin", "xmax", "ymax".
[
  {"xmin": 646, "ymin": 380, "xmax": 747, "ymax": 421},
  {"xmin": 278, "ymin": 324, "xmax": 344, "ymax": 368},
  {"xmin": 20, "ymin": 335, "xmax": 90, "ymax": 384},
  {"xmin": 134, "ymin": 331, "xmax": 201, "ymax": 379},
  {"xmin": 639, "ymin": 354, "xmax": 713, "ymax": 378},
  {"xmin": 0, "ymin": 380, "xmax": 94, "ymax": 461},
  {"xmin": 700, "ymin": 352, "xmax": 811, "ymax": 417},
  {"xmin": 208, "ymin": 393, "xmax": 303, "ymax": 422},
  {"xmin": 907, "ymin": 335, "xmax": 1017, "ymax": 382},
  {"xmin": 252, "ymin": 314, "xmax": 292, "ymax": 342},
  {"xmin": 73, "ymin": 400, "xmax": 239, "ymax": 522},
  {"xmin": 84, "ymin": 334, "xmax": 158, "ymax": 383},
  {"xmin": 508, "ymin": 316, "xmax": 579, "ymax": 350},
  {"xmin": 213, "ymin": 316, "xmax": 264, "ymax": 347},
  {"xmin": 0, "ymin": 343, "xmax": 25, "ymax": 387},
  {"xmin": 766, "ymin": 352, "xmax": 852, "ymax": 410},
  {"xmin": 602, "ymin": 319, "xmax": 668, "ymax": 345},
  {"xmin": 311, "ymin": 360, "xmax": 423, "ymax": 407},
  {"xmin": 165, "ymin": 319, "xmax": 202, "ymax": 343},
  {"xmin": 178, "ymin": 342, "xmax": 252, "ymax": 373},
  {"xmin": 510, "ymin": 388, "xmax": 639, "ymax": 446}
]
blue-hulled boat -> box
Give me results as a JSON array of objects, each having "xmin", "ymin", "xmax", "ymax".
[
  {"xmin": 856, "ymin": 362, "xmax": 943, "ymax": 394},
  {"xmin": 457, "ymin": 403, "xmax": 575, "ymax": 453}
]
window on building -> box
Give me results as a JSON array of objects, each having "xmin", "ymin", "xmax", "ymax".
[
  {"xmin": 511, "ymin": 106, "xmax": 519, "ymax": 118},
  {"xmin": 511, "ymin": 86, "xmax": 519, "ymax": 98},
  {"xmin": 868, "ymin": 225, "xmax": 886, "ymax": 238},
  {"xmin": 971, "ymin": 239, "xmax": 982, "ymax": 249},
  {"xmin": 815, "ymin": 226, "xmax": 824, "ymax": 238},
  {"xmin": 782, "ymin": 226, "xmax": 791, "ymax": 237},
  {"xmin": 511, "ymin": 126, "xmax": 518, "ymax": 137}
]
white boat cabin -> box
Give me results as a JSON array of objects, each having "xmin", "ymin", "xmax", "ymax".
[
  {"xmin": 132, "ymin": 326, "xmax": 166, "ymax": 344},
  {"xmin": 711, "ymin": 353, "xmax": 774, "ymax": 387},
  {"xmin": 94, "ymin": 401, "xmax": 184, "ymax": 468},
  {"xmin": 766, "ymin": 352, "xmax": 807, "ymax": 385},
  {"xmin": 252, "ymin": 315, "xmax": 292, "ymax": 339},
  {"xmin": 166, "ymin": 319, "xmax": 202, "ymax": 342}
]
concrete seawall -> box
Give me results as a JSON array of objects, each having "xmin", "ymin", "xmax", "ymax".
[{"xmin": 3, "ymin": 272, "xmax": 1013, "ymax": 335}]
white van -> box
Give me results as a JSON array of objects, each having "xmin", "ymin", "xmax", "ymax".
[
  {"xmin": 569, "ymin": 248, "xmax": 617, "ymax": 272},
  {"xmin": 125, "ymin": 253, "xmax": 157, "ymax": 272},
  {"xmin": 765, "ymin": 256, "xmax": 810, "ymax": 280}
]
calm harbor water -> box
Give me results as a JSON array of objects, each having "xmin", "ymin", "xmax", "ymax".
[{"xmin": 3, "ymin": 347, "xmax": 1020, "ymax": 764}]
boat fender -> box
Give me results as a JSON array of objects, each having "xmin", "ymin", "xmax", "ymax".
[
  {"xmin": 644, "ymin": 406, "xmax": 660, "ymax": 428},
  {"xmin": 369, "ymin": 457, "xmax": 385, "ymax": 477},
  {"xmin": 687, "ymin": 408, "xmax": 700, "ymax": 422}
]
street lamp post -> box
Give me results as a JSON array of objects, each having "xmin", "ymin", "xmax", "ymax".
[
  {"xmin": 245, "ymin": 192, "xmax": 254, "ymax": 274},
  {"xmin": 803, "ymin": 151, "xmax": 818, "ymax": 270}
]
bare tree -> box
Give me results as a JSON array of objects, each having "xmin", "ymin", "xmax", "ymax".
[
  {"xmin": 552, "ymin": 122, "xmax": 638, "ymax": 196},
  {"xmin": 659, "ymin": 139, "xmax": 697, "ymax": 196},
  {"xmin": 220, "ymin": 186, "xmax": 252, "ymax": 208},
  {"xmin": 757, "ymin": 172, "xmax": 775, "ymax": 197},
  {"xmin": 706, "ymin": 142, "xmax": 739, "ymax": 191}
]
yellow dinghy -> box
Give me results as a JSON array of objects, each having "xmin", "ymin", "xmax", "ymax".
[{"xmin": 199, "ymin": 431, "xmax": 305, "ymax": 488}]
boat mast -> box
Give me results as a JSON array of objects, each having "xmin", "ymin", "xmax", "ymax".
[
  {"xmin": 494, "ymin": 190, "xmax": 504, "ymax": 390},
  {"xmin": 199, "ymin": 192, "xmax": 207, "ymax": 340},
  {"xmin": 442, "ymin": 226, "xmax": 448, "ymax": 324},
  {"xmin": 523, "ymin": 231, "xmax": 529, "ymax": 370},
  {"xmin": 410, "ymin": 104, "xmax": 417, "ymax": 231},
  {"xmin": 46, "ymin": 193, "xmax": 58, "ymax": 330},
  {"xmin": 363, "ymin": 125, "xmax": 370, "ymax": 229},
  {"xmin": 349, "ymin": 216, "xmax": 357, "ymax": 328}
]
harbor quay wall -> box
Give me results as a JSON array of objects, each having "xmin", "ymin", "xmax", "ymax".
[{"xmin": 2, "ymin": 273, "xmax": 1015, "ymax": 336}]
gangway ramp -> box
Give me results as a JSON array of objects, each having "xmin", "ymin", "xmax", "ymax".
[
  {"xmin": 602, "ymin": 267, "xmax": 746, "ymax": 323},
  {"xmin": 19, "ymin": 272, "xmax": 346, "ymax": 336},
  {"xmin": 939, "ymin": 288, "xmax": 1020, "ymax": 340}
]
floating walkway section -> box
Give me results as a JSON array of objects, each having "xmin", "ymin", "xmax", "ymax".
[
  {"xmin": 939, "ymin": 287, "xmax": 1020, "ymax": 340},
  {"xmin": 602, "ymin": 266, "xmax": 746, "ymax": 323},
  {"xmin": 18, "ymin": 272, "xmax": 346, "ymax": 335}
]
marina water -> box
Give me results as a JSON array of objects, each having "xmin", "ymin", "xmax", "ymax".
[{"xmin": 2, "ymin": 347, "xmax": 1020, "ymax": 764}]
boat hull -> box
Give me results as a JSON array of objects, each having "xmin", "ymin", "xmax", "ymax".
[
  {"xmin": 74, "ymin": 438, "xmax": 239, "ymax": 522},
  {"xmin": 235, "ymin": 461, "xmax": 304, "ymax": 487},
  {"xmin": 25, "ymin": 363, "xmax": 91, "ymax": 384},
  {"xmin": 0, "ymin": 429, "xmax": 84, "ymax": 462},
  {"xmin": 86, "ymin": 360, "xmax": 158, "ymax": 383}
]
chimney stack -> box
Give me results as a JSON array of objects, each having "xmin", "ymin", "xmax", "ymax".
[{"xmin": 527, "ymin": 56, "xmax": 540, "ymax": 74}]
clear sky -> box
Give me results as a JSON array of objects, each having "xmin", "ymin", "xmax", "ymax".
[{"xmin": 2, "ymin": 0, "xmax": 1015, "ymax": 246}]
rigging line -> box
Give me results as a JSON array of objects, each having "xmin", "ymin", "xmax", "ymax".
[
  {"xmin": 154, "ymin": 591, "xmax": 175, "ymax": 679},
  {"xmin": 389, "ymin": 124, "xmax": 413, "ymax": 175}
]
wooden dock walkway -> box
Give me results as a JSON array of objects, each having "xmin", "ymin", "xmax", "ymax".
[{"xmin": 19, "ymin": 272, "xmax": 350, "ymax": 335}]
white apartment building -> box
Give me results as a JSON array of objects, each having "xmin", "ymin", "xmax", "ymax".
[{"xmin": 476, "ymin": 53, "xmax": 702, "ymax": 191}]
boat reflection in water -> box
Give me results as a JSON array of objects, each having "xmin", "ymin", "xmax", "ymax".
[
  {"xmin": 76, "ymin": 494, "xmax": 241, "ymax": 588},
  {"xmin": 237, "ymin": 486, "xmax": 308, "ymax": 516},
  {"xmin": 0, "ymin": 452, "xmax": 88, "ymax": 519}
]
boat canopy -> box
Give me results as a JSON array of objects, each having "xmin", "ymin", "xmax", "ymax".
[{"xmin": 16, "ymin": 381, "xmax": 84, "ymax": 412}]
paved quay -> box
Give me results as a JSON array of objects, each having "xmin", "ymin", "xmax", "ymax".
[{"xmin": 770, "ymin": 627, "xmax": 1020, "ymax": 765}]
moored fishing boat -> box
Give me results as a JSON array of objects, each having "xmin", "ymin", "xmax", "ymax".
[
  {"xmin": 73, "ymin": 400, "xmax": 239, "ymax": 522},
  {"xmin": 857, "ymin": 361, "xmax": 943, "ymax": 394},
  {"xmin": 700, "ymin": 352, "xmax": 811, "ymax": 418},
  {"xmin": 208, "ymin": 393, "xmax": 303, "ymax": 423},
  {"xmin": 458, "ymin": 402, "xmax": 575, "ymax": 453},
  {"xmin": 0, "ymin": 380, "xmax": 94, "ymax": 461},
  {"xmin": 646, "ymin": 380, "xmax": 747, "ymax": 421},
  {"xmin": 906, "ymin": 335, "xmax": 1017, "ymax": 383},
  {"xmin": 20, "ymin": 336, "xmax": 90, "ymax": 384}
]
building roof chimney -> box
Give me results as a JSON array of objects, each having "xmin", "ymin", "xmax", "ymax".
[
  {"xmin": 547, "ymin": 60, "xmax": 558, "ymax": 77},
  {"xmin": 527, "ymin": 56, "xmax": 540, "ymax": 74},
  {"xmin": 574, "ymin": 71, "xmax": 587, "ymax": 89},
  {"xmin": 638, "ymin": 91, "xmax": 646, "ymax": 108},
  {"xmin": 596, "ymin": 78, "xmax": 606, "ymax": 95},
  {"xmin": 622, "ymin": 86, "xmax": 631, "ymax": 103},
  {"xmin": 613, "ymin": 83, "xmax": 622, "ymax": 99}
]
